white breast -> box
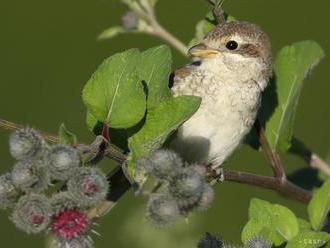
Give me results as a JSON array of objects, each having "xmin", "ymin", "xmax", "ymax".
[{"xmin": 171, "ymin": 57, "xmax": 264, "ymax": 167}]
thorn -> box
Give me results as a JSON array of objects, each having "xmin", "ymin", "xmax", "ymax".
[
  {"xmin": 87, "ymin": 235, "xmax": 94, "ymax": 244},
  {"xmin": 91, "ymin": 229, "xmax": 101, "ymax": 237},
  {"xmin": 87, "ymin": 235, "xmax": 94, "ymax": 243}
]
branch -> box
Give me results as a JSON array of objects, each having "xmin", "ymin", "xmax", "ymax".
[{"xmin": 223, "ymin": 170, "xmax": 311, "ymax": 203}]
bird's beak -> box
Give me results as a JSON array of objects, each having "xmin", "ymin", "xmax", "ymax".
[{"xmin": 188, "ymin": 43, "xmax": 220, "ymax": 58}]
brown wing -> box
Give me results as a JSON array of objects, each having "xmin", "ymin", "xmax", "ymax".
[{"xmin": 169, "ymin": 65, "xmax": 194, "ymax": 89}]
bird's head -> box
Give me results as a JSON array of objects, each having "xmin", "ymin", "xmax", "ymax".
[{"xmin": 188, "ymin": 21, "xmax": 272, "ymax": 88}]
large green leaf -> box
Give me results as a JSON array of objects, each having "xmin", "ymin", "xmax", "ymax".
[
  {"xmin": 285, "ymin": 231, "xmax": 330, "ymax": 248},
  {"xmin": 298, "ymin": 218, "xmax": 312, "ymax": 232},
  {"xmin": 139, "ymin": 45, "xmax": 172, "ymax": 108},
  {"xmin": 262, "ymin": 41, "xmax": 324, "ymax": 152},
  {"xmin": 308, "ymin": 180, "xmax": 330, "ymax": 231},
  {"xmin": 128, "ymin": 96, "xmax": 201, "ymax": 175},
  {"xmin": 242, "ymin": 198, "xmax": 299, "ymax": 246},
  {"xmin": 82, "ymin": 49, "xmax": 146, "ymax": 129}
]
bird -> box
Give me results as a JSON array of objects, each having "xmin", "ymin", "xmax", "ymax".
[{"xmin": 170, "ymin": 21, "xmax": 272, "ymax": 171}]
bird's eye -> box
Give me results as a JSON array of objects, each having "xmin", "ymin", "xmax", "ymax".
[{"xmin": 226, "ymin": 40, "xmax": 239, "ymax": 50}]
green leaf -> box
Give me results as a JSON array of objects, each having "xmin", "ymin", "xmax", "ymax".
[
  {"xmin": 308, "ymin": 180, "xmax": 330, "ymax": 231},
  {"xmin": 128, "ymin": 96, "xmax": 201, "ymax": 175},
  {"xmin": 82, "ymin": 49, "xmax": 146, "ymax": 129},
  {"xmin": 285, "ymin": 231, "xmax": 330, "ymax": 248},
  {"xmin": 262, "ymin": 41, "xmax": 324, "ymax": 152},
  {"xmin": 298, "ymin": 218, "xmax": 312, "ymax": 232},
  {"xmin": 98, "ymin": 26, "xmax": 125, "ymax": 40},
  {"xmin": 242, "ymin": 198, "xmax": 299, "ymax": 246},
  {"xmin": 140, "ymin": 45, "xmax": 172, "ymax": 108},
  {"xmin": 58, "ymin": 123, "xmax": 77, "ymax": 146},
  {"xmin": 86, "ymin": 111, "xmax": 103, "ymax": 135}
]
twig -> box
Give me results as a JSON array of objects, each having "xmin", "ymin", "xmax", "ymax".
[
  {"xmin": 290, "ymin": 137, "xmax": 330, "ymax": 176},
  {"xmin": 146, "ymin": 22, "xmax": 188, "ymax": 56},
  {"xmin": 124, "ymin": 0, "xmax": 188, "ymax": 56},
  {"xmin": 0, "ymin": 118, "xmax": 59, "ymax": 143},
  {"xmin": 255, "ymin": 121, "xmax": 286, "ymax": 179}
]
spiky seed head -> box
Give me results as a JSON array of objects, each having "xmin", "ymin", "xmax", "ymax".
[
  {"xmin": 122, "ymin": 11, "xmax": 138, "ymax": 30},
  {"xmin": 197, "ymin": 184, "xmax": 214, "ymax": 211},
  {"xmin": 51, "ymin": 192, "xmax": 81, "ymax": 214},
  {"xmin": 198, "ymin": 233, "xmax": 224, "ymax": 248},
  {"xmin": 0, "ymin": 173, "xmax": 19, "ymax": 209},
  {"xmin": 169, "ymin": 167, "xmax": 204, "ymax": 207},
  {"xmin": 9, "ymin": 127, "xmax": 45, "ymax": 160},
  {"xmin": 51, "ymin": 209, "xmax": 89, "ymax": 240},
  {"xmin": 146, "ymin": 194, "xmax": 181, "ymax": 227},
  {"xmin": 244, "ymin": 237, "xmax": 271, "ymax": 248},
  {"xmin": 51, "ymin": 236, "xmax": 94, "ymax": 248},
  {"xmin": 11, "ymin": 193, "xmax": 52, "ymax": 234},
  {"xmin": 190, "ymin": 164, "xmax": 207, "ymax": 177},
  {"xmin": 148, "ymin": 149, "xmax": 183, "ymax": 181},
  {"xmin": 11, "ymin": 159, "xmax": 50, "ymax": 193},
  {"xmin": 67, "ymin": 168, "xmax": 109, "ymax": 207},
  {"xmin": 47, "ymin": 144, "xmax": 81, "ymax": 180}
]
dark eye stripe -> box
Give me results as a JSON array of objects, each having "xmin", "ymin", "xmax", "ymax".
[{"xmin": 238, "ymin": 44, "xmax": 260, "ymax": 57}]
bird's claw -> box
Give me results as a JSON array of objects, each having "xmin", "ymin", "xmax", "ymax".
[{"xmin": 215, "ymin": 167, "xmax": 225, "ymax": 182}]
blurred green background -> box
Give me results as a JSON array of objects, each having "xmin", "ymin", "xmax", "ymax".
[{"xmin": 0, "ymin": 0, "xmax": 329, "ymax": 247}]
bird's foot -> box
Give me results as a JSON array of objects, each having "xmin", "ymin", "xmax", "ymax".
[
  {"xmin": 214, "ymin": 167, "xmax": 225, "ymax": 182},
  {"xmin": 204, "ymin": 163, "xmax": 225, "ymax": 182}
]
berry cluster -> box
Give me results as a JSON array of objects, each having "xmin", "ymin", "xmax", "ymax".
[
  {"xmin": 137, "ymin": 149, "xmax": 214, "ymax": 227},
  {"xmin": 0, "ymin": 128, "xmax": 109, "ymax": 248},
  {"xmin": 198, "ymin": 233, "xmax": 271, "ymax": 248}
]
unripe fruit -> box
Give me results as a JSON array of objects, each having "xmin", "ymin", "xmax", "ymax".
[
  {"xmin": 47, "ymin": 144, "xmax": 81, "ymax": 180},
  {"xmin": 67, "ymin": 168, "xmax": 109, "ymax": 207},
  {"xmin": 169, "ymin": 167, "xmax": 204, "ymax": 207},
  {"xmin": 51, "ymin": 192, "xmax": 81, "ymax": 214},
  {"xmin": 0, "ymin": 173, "xmax": 19, "ymax": 209},
  {"xmin": 198, "ymin": 233, "xmax": 224, "ymax": 248},
  {"xmin": 11, "ymin": 159, "xmax": 50, "ymax": 193},
  {"xmin": 9, "ymin": 128, "xmax": 45, "ymax": 160},
  {"xmin": 11, "ymin": 193, "xmax": 52, "ymax": 234},
  {"xmin": 197, "ymin": 184, "xmax": 214, "ymax": 211},
  {"xmin": 146, "ymin": 149, "xmax": 183, "ymax": 181},
  {"xmin": 146, "ymin": 194, "xmax": 181, "ymax": 227}
]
